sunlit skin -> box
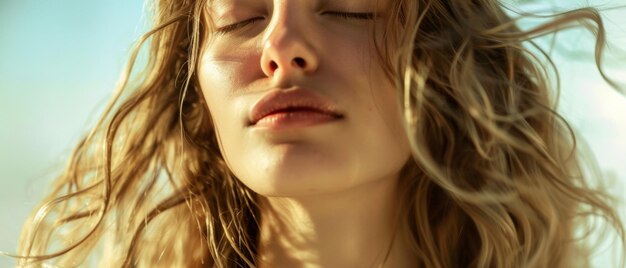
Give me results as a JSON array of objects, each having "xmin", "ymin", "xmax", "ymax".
[{"xmin": 198, "ymin": 0, "xmax": 416, "ymax": 266}]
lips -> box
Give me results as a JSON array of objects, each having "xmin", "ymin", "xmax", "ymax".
[{"xmin": 249, "ymin": 88, "xmax": 343, "ymax": 126}]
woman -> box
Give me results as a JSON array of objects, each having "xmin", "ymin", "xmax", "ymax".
[{"xmin": 10, "ymin": 0, "xmax": 625, "ymax": 267}]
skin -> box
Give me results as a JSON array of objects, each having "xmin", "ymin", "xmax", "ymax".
[{"xmin": 198, "ymin": 0, "xmax": 415, "ymax": 266}]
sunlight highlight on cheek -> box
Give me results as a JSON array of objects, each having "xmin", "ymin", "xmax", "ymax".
[
  {"xmin": 199, "ymin": 52, "xmax": 263, "ymax": 94},
  {"xmin": 203, "ymin": 37, "xmax": 262, "ymax": 63}
]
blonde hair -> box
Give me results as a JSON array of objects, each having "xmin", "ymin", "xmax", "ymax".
[{"xmin": 7, "ymin": 0, "xmax": 625, "ymax": 267}]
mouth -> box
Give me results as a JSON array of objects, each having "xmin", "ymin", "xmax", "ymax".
[
  {"xmin": 253, "ymin": 107, "xmax": 344, "ymax": 129},
  {"xmin": 249, "ymin": 88, "xmax": 344, "ymax": 129}
]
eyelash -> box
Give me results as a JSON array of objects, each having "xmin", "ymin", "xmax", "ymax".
[{"xmin": 214, "ymin": 12, "xmax": 375, "ymax": 34}]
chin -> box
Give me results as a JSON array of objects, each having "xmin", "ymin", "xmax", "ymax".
[
  {"xmin": 239, "ymin": 167, "xmax": 355, "ymax": 198},
  {"xmin": 231, "ymin": 150, "xmax": 351, "ymax": 197}
]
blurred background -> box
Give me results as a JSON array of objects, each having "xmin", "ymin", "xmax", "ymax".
[{"xmin": 0, "ymin": 0, "xmax": 625, "ymax": 267}]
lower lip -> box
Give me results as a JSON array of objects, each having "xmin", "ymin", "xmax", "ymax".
[{"xmin": 253, "ymin": 111, "xmax": 341, "ymax": 130}]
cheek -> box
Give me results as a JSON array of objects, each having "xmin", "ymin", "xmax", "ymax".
[
  {"xmin": 336, "ymin": 40, "xmax": 404, "ymax": 141},
  {"xmin": 200, "ymin": 44, "xmax": 264, "ymax": 92},
  {"xmin": 375, "ymin": 80, "xmax": 404, "ymax": 137},
  {"xmin": 197, "ymin": 61, "xmax": 244, "ymax": 152},
  {"xmin": 197, "ymin": 50, "xmax": 268, "ymax": 169},
  {"xmin": 197, "ymin": 50, "xmax": 262, "ymax": 121},
  {"xmin": 348, "ymin": 50, "xmax": 409, "ymax": 166}
]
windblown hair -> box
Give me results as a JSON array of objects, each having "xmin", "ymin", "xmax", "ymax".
[{"xmin": 8, "ymin": 0, "xmax": 625, "ymax": 267}]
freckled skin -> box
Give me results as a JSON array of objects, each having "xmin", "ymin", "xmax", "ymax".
[{"xmin": 198, "ymin": 0, "xmax": 410, "ymax": 197}]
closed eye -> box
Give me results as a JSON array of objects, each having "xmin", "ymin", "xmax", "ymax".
[
  {"xmin": 323, "ymin": 11, "xmax": 375, "ymax": 20},
  {"xmin": 214, "ymin": 17, "xmax": 264, "ymax": 34},
  {"xmin": 214, "ymin": 12, "xmax": 375, "ymax": 35}
]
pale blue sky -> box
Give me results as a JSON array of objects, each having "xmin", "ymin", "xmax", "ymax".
[
  {"xmin": 1, "ymin": 1, "xmax": 625, "ymax": 267},
  {"xmin": 0, "ymin": 1, "xmax": 147, "ymax": 266}
]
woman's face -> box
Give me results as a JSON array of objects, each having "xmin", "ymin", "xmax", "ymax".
[{"xmin": 198, "ymin": 0, "xmax": 410, "ymax": 197}]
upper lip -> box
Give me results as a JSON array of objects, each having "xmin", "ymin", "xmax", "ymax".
[{"xmin": 249, "ymin": 88, "xmax": 343, "ymax": 125}]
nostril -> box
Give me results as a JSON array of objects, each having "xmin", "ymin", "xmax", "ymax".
[
  {"xmin": 293, "ymin": 57, "xmax": 306, "ymax": 68},
  {"xmin": 270, "ymin": 61, "xmax": 278, "ymax": 71}
]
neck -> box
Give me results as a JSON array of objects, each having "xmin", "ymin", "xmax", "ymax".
[{"xmin": 255, "ymin": 175, "xmax": 416, "ymax": 267}]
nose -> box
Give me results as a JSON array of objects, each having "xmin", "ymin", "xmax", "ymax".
[{"xmin": 260, "ymin": 11, "xmax": 319, "ymax": 80}]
